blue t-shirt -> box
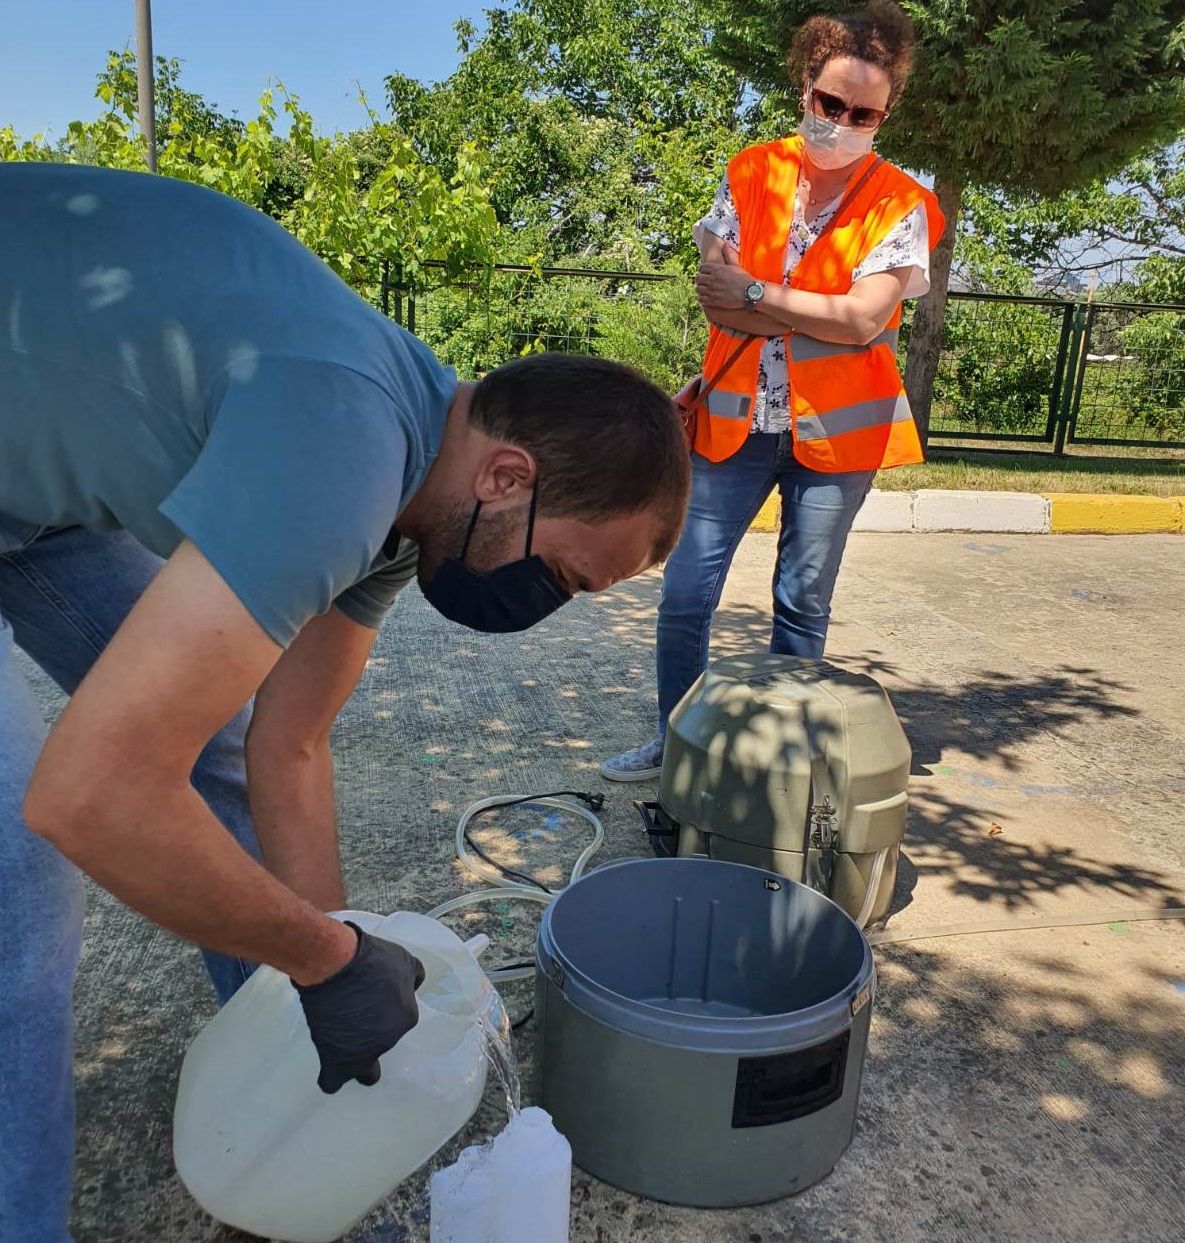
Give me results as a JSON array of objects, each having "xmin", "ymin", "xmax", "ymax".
[{"xmin": 0, "ymin": 163, "xmax": 456, "ymax": 646}]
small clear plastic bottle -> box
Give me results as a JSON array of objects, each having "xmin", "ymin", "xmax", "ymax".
[
  {"xmin": 430, "ymin": 1108, "xmax": 572, "ymax": 1243},
  {"xmin": 430, "ymin": 1145, "xmax": 493, "ymax": 1243},
  {"xmin": 489, "ymin": 1107, "xmax": 572, "ymax": 1242}
]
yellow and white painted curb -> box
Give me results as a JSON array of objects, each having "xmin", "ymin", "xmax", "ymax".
[{"xmin": 751, "ymin": 491, "xmax": 1184, "ymax": 534}]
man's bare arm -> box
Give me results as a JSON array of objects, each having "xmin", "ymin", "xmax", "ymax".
[
  {"xmin": 246, "ymin": 607, "xmax": 379, "ymax": 912},
  {"xmin": 23, "ymin": 541, "xmax": 357, "ymax": 984}
]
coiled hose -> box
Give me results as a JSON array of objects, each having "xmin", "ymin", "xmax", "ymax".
[{"xmin": 425, "ymin": 793, "xmax": 606, "ymax": 984}]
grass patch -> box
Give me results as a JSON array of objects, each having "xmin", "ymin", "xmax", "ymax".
[{"xmin": 878, "ymin": 452, "xmax": 1185, "ymax": 497}]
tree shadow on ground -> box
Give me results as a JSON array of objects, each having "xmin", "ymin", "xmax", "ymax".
[
  {"xmin": 396, "ymin": 573, "xmax": 1160, "ymax": 870},
  {"xmin": 893, "ymin": 786, "xmax": 1182, "ymax": 917},
  {"xmin": 331, "ymin": 579, "xmax": 1177, "ymax": 919},
  {"xmin": 67, "ymin": 567, "xmax": 1185, "ymax": 1243},
  {"xmin": 356, "ymin": 576, "xmax": 1141, "ymax": 773},
  {"xmin": 78, "ymin": 906, "xmax": 1184, "ymax": 1243},
  {"xmin": 837, "ymin": 931, "xmax": 1185, "ymax": 1243},
  {"xmin": 338, "ymin": 922, "xmax": 1185, "ymax": 1243},
  {"xmin": 848, "ymin": 657, "xmax": 1139, "ymax": 777}
]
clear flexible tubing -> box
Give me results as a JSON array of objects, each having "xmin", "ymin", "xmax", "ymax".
[
  {"xmin": 424, "ymin": 795, "xmax": 606, "ymax": 984},
  {"xmin": 853, "ymin": 846, "xmax": 890, "ymax": 930}
]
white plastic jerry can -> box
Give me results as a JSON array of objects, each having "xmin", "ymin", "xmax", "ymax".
[{"xmin": 173, "ymin": 910, "xmax": 499, "ymax": 1243}]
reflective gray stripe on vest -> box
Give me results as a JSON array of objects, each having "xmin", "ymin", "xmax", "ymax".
[
  {"xmin": 795, "ymin": 393, "xmax": 912, "ymax": 441},
  {"xmin": 706, "ymin": 390, "xmax": 752, "ymax": 420},
  {"xmin": 789, "ymin": 328, "xmax": 899, "ymax": 364}
]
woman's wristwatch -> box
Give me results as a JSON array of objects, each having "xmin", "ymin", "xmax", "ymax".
[{"xmin": 744, "ymin": 280, "xmax": 765, "ymax": 311}]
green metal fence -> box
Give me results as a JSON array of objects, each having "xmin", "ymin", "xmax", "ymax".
[
  {"xmin": 381, "ymin": 261, "xmax": 703, "ymax": 398},
  {"xmin": 382, "ymin": 262, "xmax": 1185, "ymax": 453},
  {"xmin": 916, "ymin": 292, "xmax": 1185, "ymax": 452}
]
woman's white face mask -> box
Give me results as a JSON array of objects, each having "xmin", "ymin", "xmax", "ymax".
[{"xmin": 797, "ymin": 107, "xmax": 877, "ymax": 170}]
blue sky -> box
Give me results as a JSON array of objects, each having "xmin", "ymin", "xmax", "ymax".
[{"xmin": 1, "ymin": 0, "xmax": 489, "ymax": 141}]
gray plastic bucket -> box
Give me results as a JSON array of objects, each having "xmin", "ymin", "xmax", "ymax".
[{"xmin": 535, "ymin": 857, "xmax": 874, "ymax": 1206}]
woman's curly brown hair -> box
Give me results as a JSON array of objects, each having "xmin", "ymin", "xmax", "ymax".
[{"xmin": 788, "ymin": 1, "xmax": 916, "ymax": 107}]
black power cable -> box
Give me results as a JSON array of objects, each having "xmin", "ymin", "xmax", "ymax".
[
  {"xmin": 511, "ymin": 1008, "xmax": 534, "ymax": 1032},
  {"xmin": 487, "ymin": 960, "xmax": 538, "ymax": 1032},
  {"xmin": 461, "ymin": 833, "xmax": 553, "ymax": 893},
  {"xmin": 462, "ymin": 790, "xmax": 605, "ymax": 894}
]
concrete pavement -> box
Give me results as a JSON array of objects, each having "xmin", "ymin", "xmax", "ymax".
[{"xmin": 23, "ymin": 531, "xmax": 1183, "ymax": 1242}]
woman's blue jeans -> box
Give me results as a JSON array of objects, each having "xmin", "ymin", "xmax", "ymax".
[
  {"xmin": 0, "ymin": 517, "xmax": 260, "ymax": 1243},
  {"xmin": 656, "ymin": 432, "xmax": 874, "ymax": 732}
]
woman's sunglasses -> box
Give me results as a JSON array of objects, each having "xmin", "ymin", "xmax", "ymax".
[{"xmin": 809, "ymin": 87, "xmax": 888, "ymax": 131}]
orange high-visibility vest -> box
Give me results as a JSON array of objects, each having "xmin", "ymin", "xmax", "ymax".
[{"xmin": 693, "ymin": 136, "xmax": 945, "ymax": 471}]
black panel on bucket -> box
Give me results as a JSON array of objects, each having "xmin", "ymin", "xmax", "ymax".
[{"xmin": 731, "ymin": 1031, "xmax": 850, "ymax": 1128}]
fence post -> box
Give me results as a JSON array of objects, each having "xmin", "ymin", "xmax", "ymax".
[
  {"xmin": 1064, "ymin": 304, "xmax": 1096, "ymax": 450},
  {"xmin": 1046, "ymin": 303, "xmax": 1074, "ymax": 444},
  {"xmin": 1052, "ymin": 301, "xmax": 1089, "ymax": 455}
]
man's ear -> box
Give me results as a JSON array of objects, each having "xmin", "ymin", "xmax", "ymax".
[{"xmin": 472, "ymin": 444, "xmax": 537, "ymax": 504}]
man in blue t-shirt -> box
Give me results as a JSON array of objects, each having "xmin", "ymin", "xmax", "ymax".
[{"xmin": 0, "ymin": 163, "xmax": 689, "ymax": 1241}]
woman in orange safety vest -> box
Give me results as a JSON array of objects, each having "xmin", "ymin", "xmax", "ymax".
[{"xmin": 602, "ymin": 0, "xmax": 944, "ymax": 783}]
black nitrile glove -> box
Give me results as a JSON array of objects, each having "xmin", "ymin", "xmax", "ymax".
[{"xmin": 295, "ymin": 921, "xmax": 426, "ymax": 1094}]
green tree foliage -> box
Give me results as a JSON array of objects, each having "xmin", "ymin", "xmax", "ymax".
[
  {"xmin": 717, "ymin": 2, "xmax": 1185, "ymax": 194},
  {"xmin": 595, "ymin": 276, "xmax": 709, "ymax": 392},
  {"xmin": 1, "ymin": 52, "xmax": 499, "ymax": 301},
  {"xmin": 385, "ymin": 0, "xmax": 761, "ymax": 270},
  {"xmin": 399, "ymin": 262, "xmax": 705, "ymax": 393},
  {"xmin": 5, "ymin": 15, "xmax": 1183, "ymax": 425},
  {"xmin": 928, "ymin": 300, "xmax": 1059, "ymax": 434},
  {"xmin": 938, "ymin": 136, "xmax": 1185, "ymax": 442},
  {"xmin": 958, "ymin": 139, "xmax": 1185, "ymax": 299},
  {"xmin": 1119, "ymin": 311, "xmax": 1185, "ymax": 438},
  {"xmin": 1134, "ymin": 256, "xmax": 1185, "ymax": 304},
  {"xmin": 712, "ymin": 0, "xmax": 1185, "ymax": 439}
]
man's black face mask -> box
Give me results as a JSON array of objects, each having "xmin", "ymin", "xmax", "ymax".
[{"xmin": 420, "ymin": 486, "xmax": 571, "ymax": 633}]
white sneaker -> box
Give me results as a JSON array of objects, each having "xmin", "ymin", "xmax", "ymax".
[{"xmin": 599, "ymin": 737, "xmax": 664, "ymax": 783}]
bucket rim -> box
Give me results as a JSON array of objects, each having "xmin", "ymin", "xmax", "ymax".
[{"xmin": 536, "ymin": 857, "xmax": 874, "ymax": 1053}]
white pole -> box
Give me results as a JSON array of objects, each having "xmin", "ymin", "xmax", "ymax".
[{"xmin": 135, "ymin": 0, "xmax": 157, "ymax": 171}]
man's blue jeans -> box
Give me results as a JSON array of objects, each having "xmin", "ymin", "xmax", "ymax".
[
  {"xmin": 657, "ymin": 433, "xmax": 874, "ymax": 731},
  {"xmin": 0, "ymin": 517, "xmax": 260, "ymax": 1243}
]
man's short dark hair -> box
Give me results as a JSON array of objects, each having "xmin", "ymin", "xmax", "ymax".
[{"xmin": 469, "ymin": 353, "xmax": 691, "ymax": 559}]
